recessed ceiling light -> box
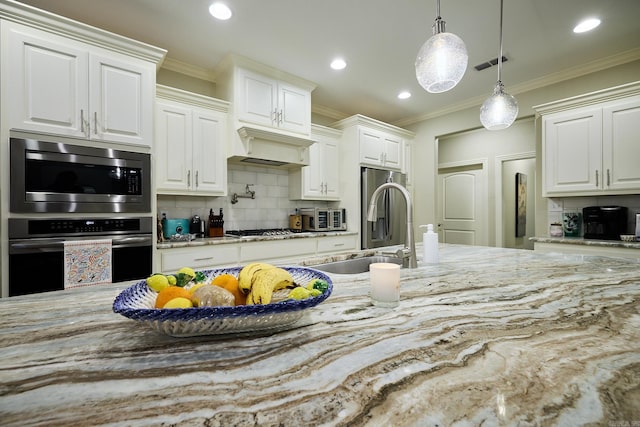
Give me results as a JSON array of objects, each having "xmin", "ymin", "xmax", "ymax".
[
  {"xmin": 209, "ymin": 2, "xmax": 232, "ymax": 20},
  {"xmin": 330, "ymin": 58, "xmax": 346, "ymax": 70},
  {"xmin": 573, "ymin": 18, "xmax": 600, "ymax": 33},
  {"xmin": 398, "ymin": 91, "xmax": 411, "ymax": 99}
]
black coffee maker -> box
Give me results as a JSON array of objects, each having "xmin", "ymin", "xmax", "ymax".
[
  {"xmin": 189, "ymin": 215, "xmax": 203, "ymax": 237},
  {"xmin": 582, "ymin": 206, "xmax": 627, "ymax": 240}
]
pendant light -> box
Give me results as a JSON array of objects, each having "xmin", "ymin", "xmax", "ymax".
[
  {"xmin": 480, "ymin": 0, "xmax": 518, "ymax": 130},
  {"xmin": 415, "ymin": 0, "xmax": 468, "ymax": 94}
]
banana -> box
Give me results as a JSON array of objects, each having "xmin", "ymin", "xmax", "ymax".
[
  {"xmin": 238, "ymin": 262, "xmax": 275, "ymax": 294},
  {"xmin": 246, "ymin": 267, "xmax": 295, "ymax": 305}
]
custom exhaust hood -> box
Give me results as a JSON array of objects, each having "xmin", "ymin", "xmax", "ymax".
[{"xmin": 228, "ymin": 126, "xmax": 315, "ymax": 168}]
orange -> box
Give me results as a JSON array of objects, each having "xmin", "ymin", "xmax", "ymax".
[
  {"xmin": 212, "ymin": 273, "xmax": 245, "ymax": 305},
  {"xmin": 155, "ymin": 286, "xmax": 192, "ymax": 309}
]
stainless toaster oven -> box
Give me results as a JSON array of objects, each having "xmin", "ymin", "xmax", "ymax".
[{"xmin": 300, "ymin": 208, "xmax": 346, "ymax": 231}]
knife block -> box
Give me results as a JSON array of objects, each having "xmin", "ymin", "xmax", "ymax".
[{"xmin": 208, "ymin": 215, "xmax": 224, "ymax": 237}]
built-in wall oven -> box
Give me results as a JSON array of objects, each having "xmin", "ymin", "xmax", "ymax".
[
  {"xmin": 8, "ymin": 217, "xmax": 153, "ymax": 296},
  {"xmin": 10, "ymin": 136, "xmax": 150, "ymax": 213}
]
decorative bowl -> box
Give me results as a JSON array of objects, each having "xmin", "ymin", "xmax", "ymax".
[
  {"xmin": 112, "ymin": 266, "xmax": 332, "ymax": 337},
  {"xmin": 620, "ymin": 234, "xmax": 637, "ymax": 242}
]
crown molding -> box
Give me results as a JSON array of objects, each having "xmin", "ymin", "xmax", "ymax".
[{"xmin": 160, "ymin": 57, "xmax": 217, "ymax": 82}]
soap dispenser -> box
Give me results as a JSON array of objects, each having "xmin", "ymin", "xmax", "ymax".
[{"xmin": 419, "ymin": 224, "xmax": 439, "ymax": 264}]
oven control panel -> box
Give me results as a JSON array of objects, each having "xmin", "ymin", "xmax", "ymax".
[{"xmin": 8, "ymin": 217, "xmax": 152, "ymax": 239}]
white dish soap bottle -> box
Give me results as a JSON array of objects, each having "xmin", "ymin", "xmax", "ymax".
[{"xmin": 419, "ymin": 224, "xmax": 439, "ymax": 264}]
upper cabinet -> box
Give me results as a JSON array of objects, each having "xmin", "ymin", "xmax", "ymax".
[
  {"xmin": 215, "ymin": 55, "xmax": 316, "ymax": 166},
  {"xmin": 236, "ymin": 68, "xmax": 311, "ymax": 135},
  {"xmin": 289, "ymin": 124, "xmax": 342, "ymax": 200},
  {"xmin": 155, "ymin": 85, "xmax": 229, "ymax": 196},
  {"xmin": 536, "ymin": 82, "xmax": 640, "ymax": 196},
  {"xmin": 1, "ymin": 8, "xmax": 165, "ymax": 148},
  {"xmin": 359, "ymin": 126, "xmax": 403, "ymax": 170},
  {"xmin": 333, "ymin": 114, "xmax": 414, "ymax": 173}
]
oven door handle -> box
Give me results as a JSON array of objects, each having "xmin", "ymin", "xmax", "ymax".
[
  {"xmin": 112, "ymin": 236, "xmax": 152, "ymax": 245},
  {"xmin": 10, "ymin": 241, "xmax": 62, "ymax": 250}
]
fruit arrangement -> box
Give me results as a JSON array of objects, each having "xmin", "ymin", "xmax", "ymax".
[{"xmin": 145, "ymin": 262, "xmax": 329, "ymax": 309}]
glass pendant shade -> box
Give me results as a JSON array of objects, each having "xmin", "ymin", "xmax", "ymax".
[
  {"xmin": 415, "ymin": 31, "xmax": 468, "ymax": 93},
  {"xmin": 480, "ymin": 81, "xmax": 519, "ymax": 130}
]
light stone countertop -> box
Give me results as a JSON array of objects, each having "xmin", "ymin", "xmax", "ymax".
[
  {"xmin": 530, "ymin": 236, "xmax": 640, "ymax": 249},
  {"xmin": 1, "ymin": 244, "xmax": 639, "ymax": 426},
  {"xmin": 156, "ymin": 230, "xmax": 358, "ymax": 249}
]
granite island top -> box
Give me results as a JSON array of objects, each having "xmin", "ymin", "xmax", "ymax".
[
  {"xmin": 1, "ymin": 244, "xmax": 639, "ymax": 426},
  {"xmin": 530, "ymin": 236, "xmax": 640, "ymax": 250}
]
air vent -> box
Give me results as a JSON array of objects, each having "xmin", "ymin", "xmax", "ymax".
[{"xmin": 474, "ymin": 56, "xmax": 508, "ymax": 71}]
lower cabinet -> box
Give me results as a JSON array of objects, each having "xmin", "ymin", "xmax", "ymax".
[
  {"xmin": 316, "ymin": 234, "xmax": 358, "ymax": 253},
  {"xmin": 157, "ymin": 234, "xmax": 359, "ymax": 273},
  {"xmin": 240, "ymin": 239, "xmax": 317, "ymax": 263},
  {"xmin": 160, "ymin": 245, "xmax": 239, "ymax": 273}
]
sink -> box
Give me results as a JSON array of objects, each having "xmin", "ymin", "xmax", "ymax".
[{"xmin": 310, "ymin": 256, "xmax": 403, "ymax": 274}]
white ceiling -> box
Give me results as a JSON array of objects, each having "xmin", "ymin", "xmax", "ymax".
[{"xmin": 13, "ymin": 0, "xmax": 640, "ymax": 126}]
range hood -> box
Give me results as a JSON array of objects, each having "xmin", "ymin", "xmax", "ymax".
[{"xmin": 228, "ymin": 126, "xmax": 315, "ymax": 168}]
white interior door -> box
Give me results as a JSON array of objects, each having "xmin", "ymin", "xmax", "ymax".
[{"xmin": 437, "ymin": 165, "xmax": 487, "ymax": 246}]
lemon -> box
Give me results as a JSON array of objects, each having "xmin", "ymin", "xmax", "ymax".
[
  {"xmin": 146, "ymin": 274, "xmax": 169, "ymax": 292},
  {"xmin": 309, "ymin": 289, "xmax": 322, "ymax": 297},
  {"xmin": 166, "ymin": 275, "xmax": 177, "ymax": 286},
  {"xmin": 288, "ymin": 287, "xmax": 311, "ymax": 300},
  {"xmin": 162, "ymin": 297, "xmax": 193, "ymax": 309},
  {"xmin": 177, "ymin": 267, "xmax": 196, "ymax": 278}
]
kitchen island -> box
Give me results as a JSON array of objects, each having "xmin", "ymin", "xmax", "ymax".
[{"xmin": 1, "ymin": 244, "xmax": 639, "ymax": 426}]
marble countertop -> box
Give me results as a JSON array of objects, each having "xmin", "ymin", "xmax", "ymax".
[
  {"xmin": 157, "ymin": 230, "xmax": 358, "ymax": 249},
  {"xmin": 1, "ymin": 244, "xmax": 639, "ymax": 426},
  {"xmin": 530, "ymin": 236, "xmax": 640, "ymax": 249}
]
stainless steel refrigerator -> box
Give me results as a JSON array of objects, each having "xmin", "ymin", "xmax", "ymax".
[{"xmin": 361, "ymin": 167, "xmax": 407, "ymax": 249}]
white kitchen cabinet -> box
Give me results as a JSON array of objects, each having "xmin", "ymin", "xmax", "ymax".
[
  {"xmin": 236, "ymin": 68, "xmax": 311, "ymax": 135},
  {"xmin": 4, "ymin": 20, "xmax": 158, "ymax": 147},
  {"xmin": 160, "ymin": 245, "xmax": 239, "ymax": 273},
  {"xmin": 538, "ymin": 85, "xmax": 640, "ymax": 196},
  {"xmin": 289, "ymin": 124, "xmax": 342, "ymax": 200},
  {"xmin": 316, "ymin": 234, "xmax": 358, "ymax": 253},
  {"xmin": 155, "ymin": 85, "xmax": 229, "ymax": 196},
  {"xmin": 359, "ymin": 127, "xmax": 403, "ymax": 170},
  {"xmin": 240, "ymin": 239, "xmax": 317, "ymax": 263}
]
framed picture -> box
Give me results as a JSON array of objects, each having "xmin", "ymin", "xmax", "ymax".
[{"xmin": 516, "ymin": 172, "xmax": 527, "ymax": 237}]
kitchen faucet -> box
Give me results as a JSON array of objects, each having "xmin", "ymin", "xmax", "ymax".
[{"xmin": 367, "ymin": 182, "xmax": 418, "ymax": 268}]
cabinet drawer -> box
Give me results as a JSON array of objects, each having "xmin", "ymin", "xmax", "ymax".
[
  {"xmin": 160, "ymin": 245, "xmax": 239, "ymax": 272},
  {"xmin": 240, "ymin": 239, "xmax": 316, "ymax": 262},
  {"xmin": 317, "ymin": 235, "xmax": 357, "ymax": 253}
]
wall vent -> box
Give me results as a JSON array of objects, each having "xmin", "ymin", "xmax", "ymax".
[{"xmin": 474, "ymin": 56, "xmax": 508, "ymax": 71}]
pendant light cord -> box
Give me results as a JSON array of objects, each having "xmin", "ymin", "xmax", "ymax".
[{"xmin": 497, "ymin": 0, "xmax": 504, "ymax": 82}]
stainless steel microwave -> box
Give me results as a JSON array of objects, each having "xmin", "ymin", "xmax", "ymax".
[
  {"xmin": 10, "ymin": 137, "xmax": 151, "ymax": 213},
  {"xmin": 300, "ymin": 208, "xmax": 346, "ymax": 231}
]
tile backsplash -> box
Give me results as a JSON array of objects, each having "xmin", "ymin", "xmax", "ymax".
[
  {"xmin": 157, "ymin": 164, "xmax": 330, "ymax": 231},
  {"xmin": 547, "ymin": 194, "xmax": 640, "ymax": 235}
]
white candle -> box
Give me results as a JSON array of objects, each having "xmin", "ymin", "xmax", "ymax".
[{"xmin": 369, "ymin": 262, "xmax": 400, "ymax": 307}]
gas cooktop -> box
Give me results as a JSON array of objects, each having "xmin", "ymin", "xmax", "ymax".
[{"xmin": 225, "ymin": 228, "xmax": 308, "ymax": 238}]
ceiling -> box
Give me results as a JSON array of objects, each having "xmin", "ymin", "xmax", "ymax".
[{"xmin": 13, "ymin": 0, "xmax": 640, "ymax": 126}]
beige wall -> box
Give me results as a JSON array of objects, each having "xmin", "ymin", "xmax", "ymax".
[{"xmin": 407, "ymin": 60, "xmax": 640, "ymax": 242}]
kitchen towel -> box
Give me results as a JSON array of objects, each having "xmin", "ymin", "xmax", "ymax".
[{"xmin": 63, "ymin": 239, "xmax": 112, "ymax": 289}]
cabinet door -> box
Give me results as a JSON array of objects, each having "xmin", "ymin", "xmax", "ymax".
[
  {"xmin": 359, "ymin": 128, "xmax": 384, "ymax": 166},
  {"xmin": 543, "ymin": 107, "xmax": 602, "ymax": 194},
  {"xmin": 155, "ymin": 101, "xmax": 192, "ymax": 192},
  {"xmin": 603, "ymin": 97, "xmax": 640, "ymax": 191},
  {"xmin": 278, "ymin": 82, "xmax": 310, "ymax": 134},
  {"xmin": 303, "ymin": 141, "xmax": 324, "ymax": 197},
  {"xmin": 322, "ymin": 137, "xmax": 341, "ymax": 198},
  {"xmin": 382, "ymin": 134, "xmax": 403, "ymax": 170},
  {"xmin": 237, "ymin": 68, "xmax": 277, "ymax": 127},
  {"xmin": 191, "ymin": 108, "xmax": 226, "ymax": 194},
  {"xmin": 90, "ymin": 53, "xmax": 153, "ymax": 146},
  {"xmin": 6, "ymin": 22, "xmax": 88, "ymax": 137}
]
